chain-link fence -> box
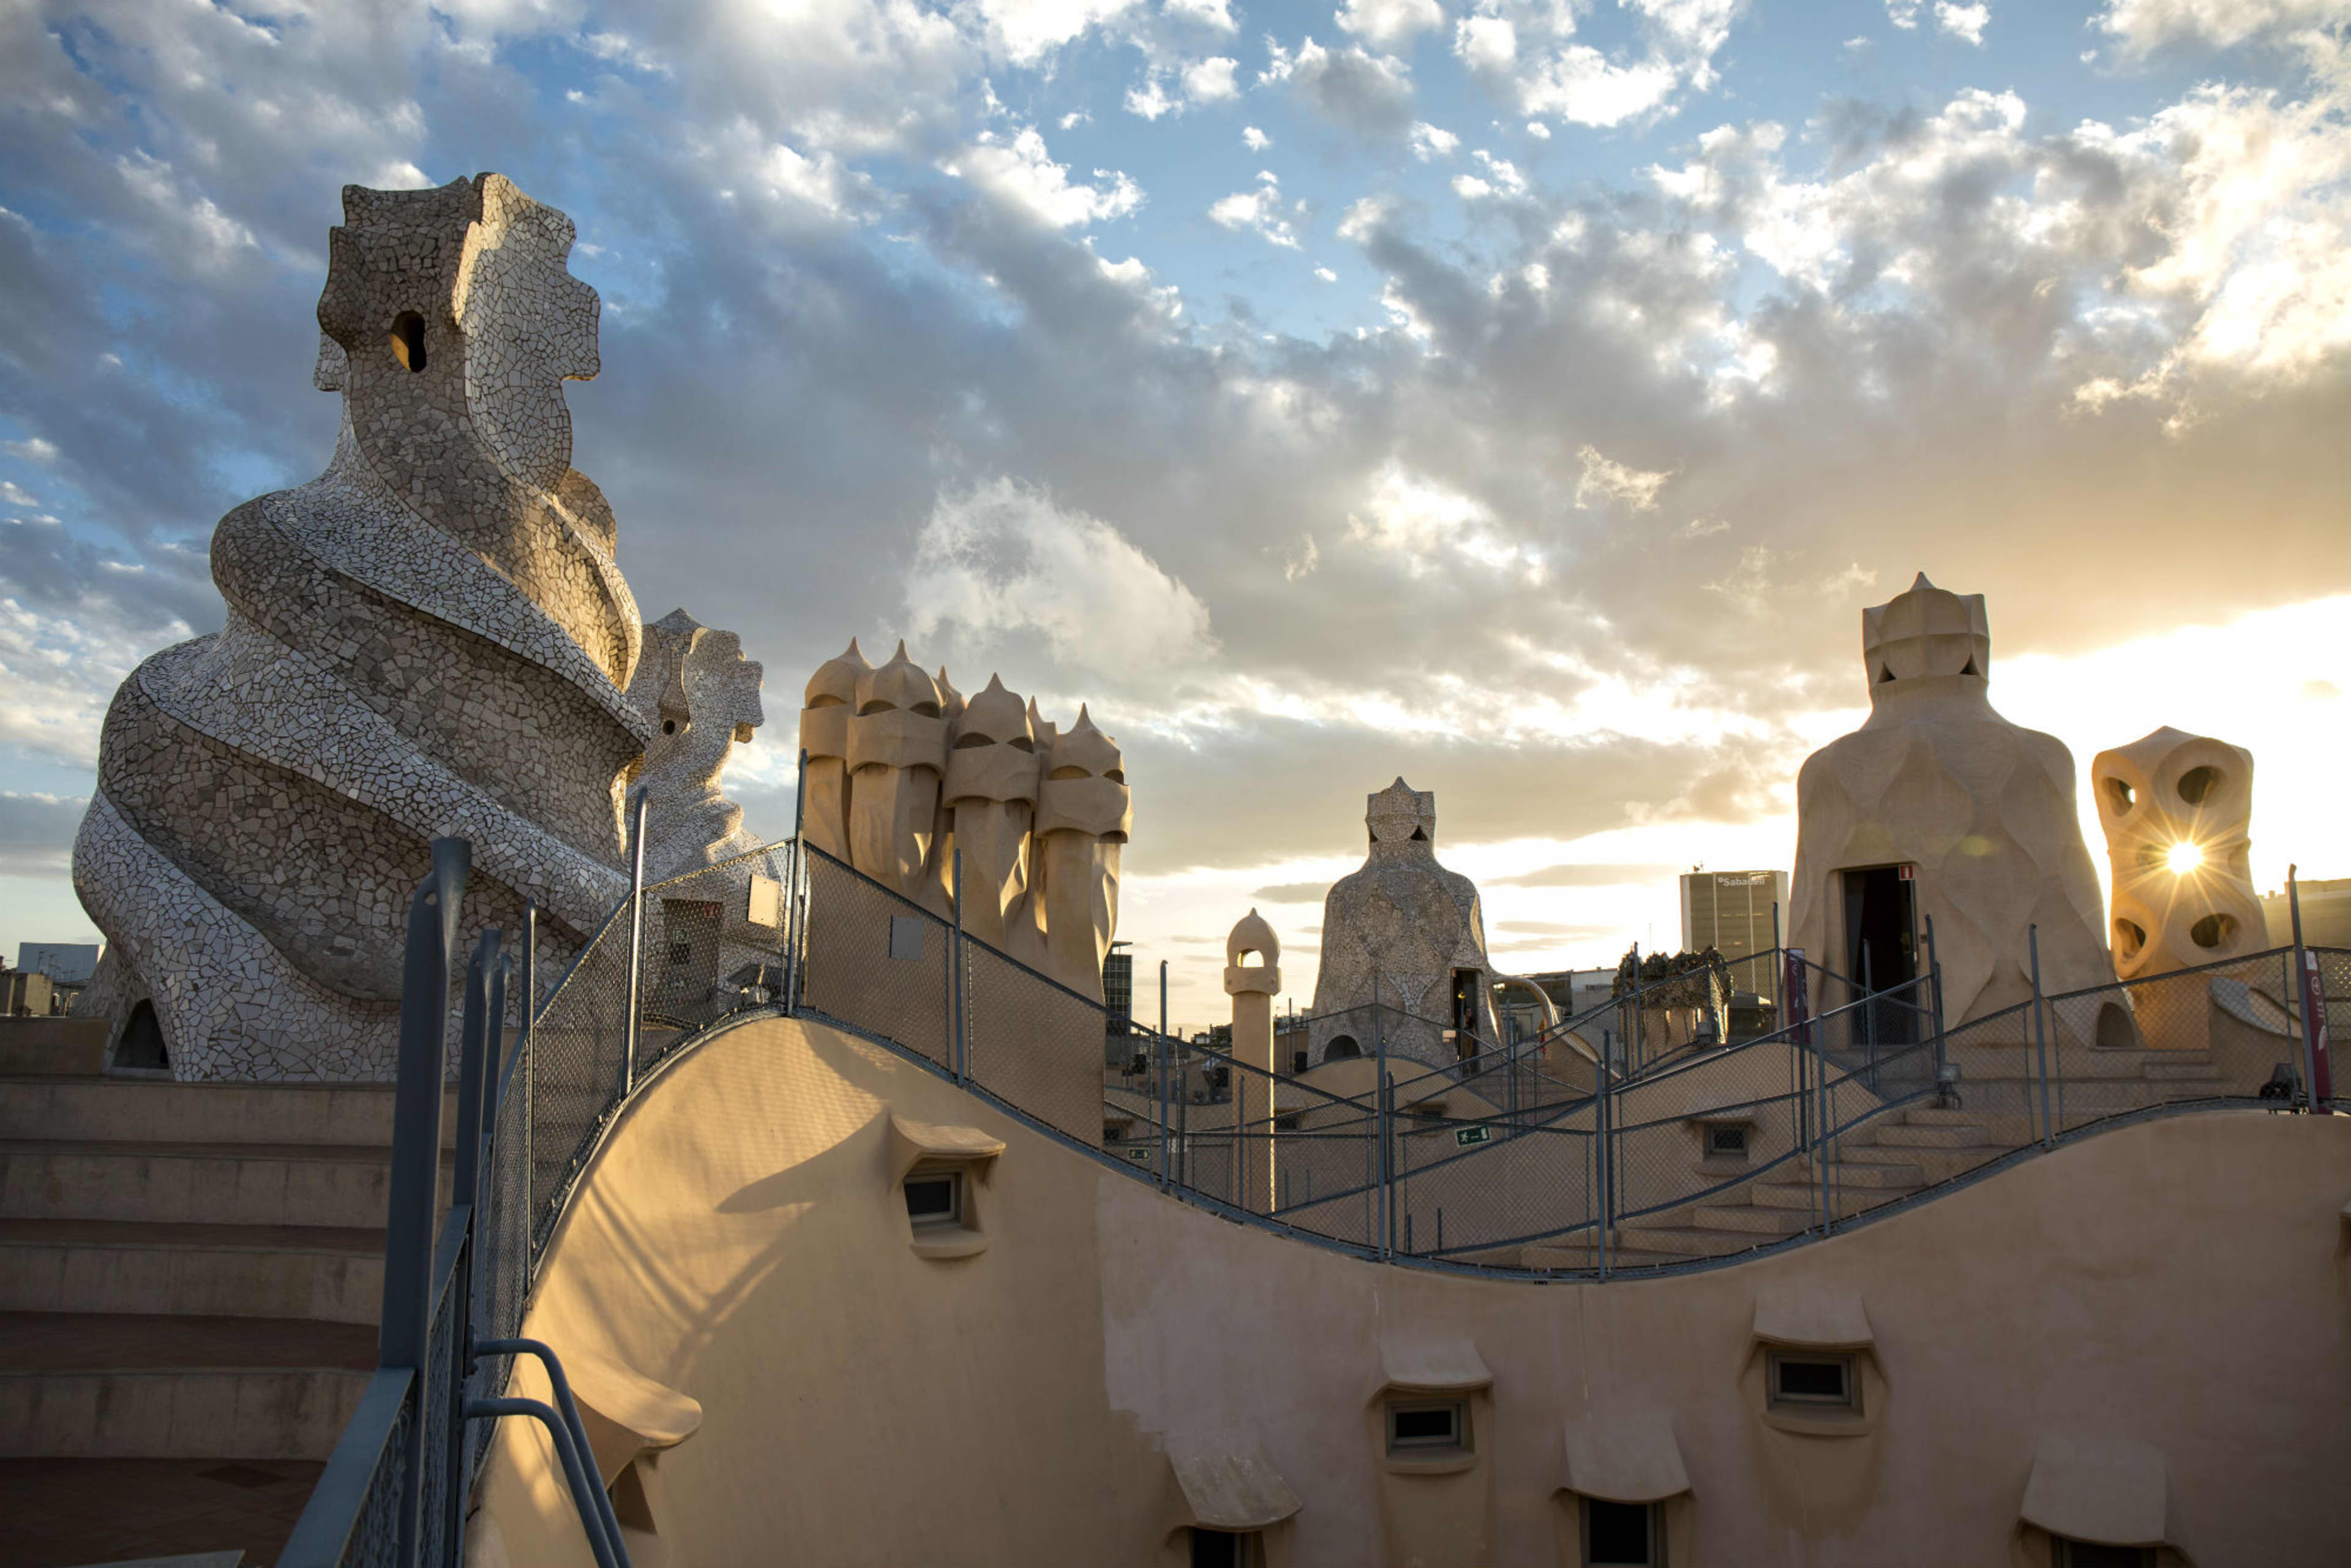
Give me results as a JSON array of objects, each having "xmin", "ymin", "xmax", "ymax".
[{"xmin": 286, "ymin": 816, "xmax": 2351, "ymax": 1565}]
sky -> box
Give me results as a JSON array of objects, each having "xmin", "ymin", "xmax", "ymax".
[{"xmin": 2, "ymin": 0, "xmax": 2348, "ymax": 1030}]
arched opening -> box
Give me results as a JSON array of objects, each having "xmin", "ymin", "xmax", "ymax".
[
  {"xmin": 2113, "ymin": 918, "xmax": 2146, "ymax": 961},
  {"xmin": 388, "ymin": 310, "xmax": 427, "ymax": 372},
  {"xmin": 2102, "ymin": 776, "xmax": 2135, "ymax": 816},
  {"xmin": 2177, "ymin": 765, "xmax": 2221, "ymax": 806},
  {"xmin": 2095, "ymin": 1001, "xmax": 2138, "ymax": 1052},
  {"xmin": 1322, "ymin": 1035, "xmax": 1361, "ymax": 1062},
  {"xmin": 2190, "ymin": 912, "xmax": 2234, "ymax": 950},
  {"xmin": 115, "ymin": 1000, "xmax": 168, "ymax": 1071}
]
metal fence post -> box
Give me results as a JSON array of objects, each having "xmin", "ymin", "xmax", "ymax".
[
  {"xmin": 1373, "ymin": 982, "xmax": 1390, "ymax": 1259},
  {"xmin": 623, "ymin": 789, "xmax": 648, "ymax": 1099},
  {"xmin": 520, "ymin": 902, "xmax": 537, "ymax": 1294},
  {"xmin": 1158, "ymin": 960, "xmax": 1171, "ymax": 1191},
  {"xmin": 950, "ymin": 849, "xmax": 966, "ymax": 1085},
  {"xmin": 2287, "ymin": 865, "xmax": 2330, "ymax": 1108},
  {"xmin": 2029, "ymin": 924, "xmax": 2054, "ymax": 1149},
  {"xmin": 1924, "ymin": 914, "xmax": 1946, "ymax": 1088},
  {"xmin": 788, "ymin": 749, "xmax": 808, "ymax": 1016},
  {"xmin": 445, "ymin": 926, "xmax": 499, "ymax": 1558},
  {"xmin": 381, "ymin": 837, "xmax": 468, "ymax": 1568},
  {"xmin": 1595, "ymin": 1060, "xmax": 1611, "ymax": 1280}
]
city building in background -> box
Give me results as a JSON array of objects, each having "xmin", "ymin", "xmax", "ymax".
[
  {"xmin": 15, "ymin": 942, "xmax": 102, "ymax": 986},
  {"xmin": 1681, "ymin": 869, "xmax": 1789, "ymax": 996},
  {"xmin": 2263, "ymin": 876, "xmax": 2351, "ymax": 948},
  {"xmin": 1103, "ymin": 942, "xmax": 1134, "ymax": 1067}
]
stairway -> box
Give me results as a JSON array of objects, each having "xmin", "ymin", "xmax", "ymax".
[{"xmin": 0, "ymin": 1053, "xmax": 446, "ymax": 1566}]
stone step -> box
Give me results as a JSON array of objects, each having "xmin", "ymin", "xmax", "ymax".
[
  {"xmin": 0, "ymin": 1141, "xmax": 426, "ymax": 1230},
  {"xmin": 0, "ymin": 1313, "xmax": 373, "ymax": 1460},
  {"xmin": 1900, "ymin": 1106, "xmax": 1981, "ymax": 1127},
  {"xmin": 0, "ymin": 1077, "xmax": 462, "ymax": 1148},
  {"xmin": 0, "ymin": 1220, "xmax": 384, "ymax": 1325},
  {"xmin": 1690, "ymin": 1202, "xmax": 1815, "ymax": 1236},
  {"xmin": 1873, "ymin": 1123, "xmax": 1987, "ymax": 1149},
  {"xmin": 1754, "ymin": 1177, "xmax": 1919, "ymax": 1219},
  {"xmin": 1608, "ymin": 1225, "xmax": 1780, "ymax": 1261},
  {"xmin": 2142, "ymin": 1062, "xmax": 2225, "ymax": 1082},
  {"xmin": 1791, "ymin": 1158, "xmax": 1924, "ymax": 1188}
]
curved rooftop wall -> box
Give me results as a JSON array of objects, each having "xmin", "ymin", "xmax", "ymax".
[{"xmin": 474, "ymin": 1013, "xmax": 2351, "ymax": 1568}]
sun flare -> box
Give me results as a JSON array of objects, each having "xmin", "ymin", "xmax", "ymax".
[{"xmin": 2166, "ymin": 841, "xmax": 2203, "ymax": 875}]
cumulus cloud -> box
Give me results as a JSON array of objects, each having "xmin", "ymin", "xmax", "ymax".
[
  {"xmin": 1453, "ymin": 0, "xmax": 1744, "ymax": 126},
  {"xmin": 1934, "ymin": 2, "xmax": 1989, "ymax": 44},
  {"xmin": 1209, "ymin": 171, "xmax": 1304, "ymax": 247},
  {"xmin": 1242, "ymin": 124, "xmax": 1272, "ymax": 149},
  {"xmin": 1409, "ymin": 120, "xmax": 1461, "ymax": 158},
  {"xmin": 1335, "ymin": 0, "xmax": 1447, "ymax": 50},
  {"xmin": 2095, "ymin": 0, "xmax": 2347, "ymax": 57},
  {"xmin": 901, "ymin": 476, "xmax": 1217, "ymax": 680},
  {"xmin": 1269, "ymin": 36, "xmax": 1419, "ymax": 135},
  {"xmin": 945, "ymin": 127, "xmax": 1143, "ymax": 227},
  {"xmin": 1575, "ymin": 446, "xmax": 1671, "ymax": 511}
]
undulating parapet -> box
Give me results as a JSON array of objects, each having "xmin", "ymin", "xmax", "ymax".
[
  {"xmin": 70, "ymin": 173, "xmax": 649, "ymax": 1079},
  {"xmin": 796, "ymin": 646, "xmax": 1130, "ymax": 1002}
]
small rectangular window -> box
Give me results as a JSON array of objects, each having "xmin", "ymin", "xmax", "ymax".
[
  {"xmin": 1584, "ymin": 1496, "xmax": 1663, "ymax": 1566},
  {"xmin": 1767, "ymin": 1350, "xmax": 1856, "ymax": 1411},
  {"xmin": 903, "ymin": 1171, "xmax": 961, "ymax": 1229},
  {"xmin": 1189, "ymin": 1528, "xmax": 1264, "ymax": 1568},
  {"xmin": 1705, "ymin": 1125, "xmax": 1748, "ymax": 1157},
  {"xmin": 2053, "ymin": 1541, "xmax": 2153, "ymax": 1568},
  {"xmin": 1385, "ymin": 1398, "xmax": 1468, "ymax": 1454}
]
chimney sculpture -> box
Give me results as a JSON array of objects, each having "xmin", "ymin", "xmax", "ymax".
[
  {"xmin": 943, "ymin": 676, "xmax": 1038, "ymax": 950},
  {"xmin": 2091, "ymin": 728, "xmax": 2264, "ymax": 980},
  {"xmin": 798, "ymin": 639, "xmax": 871, "ymax": 863},
  {"xmin": 626, "ymin": 609, "xmax": 765, "ymax": 882},
  {"xmin": 1226, "ymin": 909, "xmax": 1281, "ymax": 1215},
  {"xmin": 1790, "ymin": 575, "xmax": 2115, "ymax": 1031},
  {"xmin": 1026, "ymin": 708, "xmax": 1133, "ymax": 1000},
  {"xmin": 847, "ymin": 643, "xmax": 951, "ymax": 911},
  {"xmin": 795, "ymin": 649, "xmax": 1129, "ymax": 1002},
  {"xmin": 70, "ymin": 173, "xmax": 647, "ymax": 1079}
]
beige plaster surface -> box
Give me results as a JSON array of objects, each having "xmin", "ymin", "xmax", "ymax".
[{"xmin": 474, "ymin": 1014, "xmax": 2351, "ymax": 1567}]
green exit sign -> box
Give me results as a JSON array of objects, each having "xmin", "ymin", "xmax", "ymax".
[{"xmin": 1455, "ymin": 1125, "xmax": 1493, "ymax": 1148}]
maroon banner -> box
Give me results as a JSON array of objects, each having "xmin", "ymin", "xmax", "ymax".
[
  {"xmin": 2300, "ymin": 951, "xmax": 2333, "ymax": 1102},
  {"xmin": 1783, "ymin": 947, "xmax": 1811, "ymax": 1048}
]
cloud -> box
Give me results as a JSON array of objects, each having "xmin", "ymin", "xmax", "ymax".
[
  {"xmin": 1886, "ymin": 0, "xmax": 1920, "ymax": 26},
  {"xmin": 1575, "ymin": 446, "xmax": 1670, "ymax": 511},
  {"xmin": 1242, "ymin": 124, "xmax": 1272, "ymax": 150},
  {"xmin": 1209, "ymin": 171, "xmax": 1303, "ymax": 247},
  {"xmin": 0, "ymin": 792, "xmax": 88, "ymax": 876},
  {"xmin": 978, "ymin": 0, "xmax": 1144, "ymax": 65},
  {"xmin": 901, "ymin": 476, "xmax": 1217, "ymax": 681},
  {"xmin": 1409, "ymin": 121, "xmax": 1461, "ymax": 159},
  {"xmin": 945, "ymin": 127, "xmax": 1143, "ymax": 228},
  {"xmin": 1251, "ymin": 880, "xmax": 1331, "ymax": 901},
  {"xmin": 2094, "ymin": 0, "xmax": 2345, "ymax": 58},
  {"xmin": 1335, "ymin": 0, "xmax": 1447, "ymax": 50},
  {"xmin": 1934, "ymin": 2, "xmax": 1989, "ymax": 44},
  {"xmin": 1490, "ymin": 861, "xmax": 1681, "ymax": 887},
  {"xmin": 1185, "ymin": 56, "xmax": 1241, "ymax": 102},
  {"xmin": 1270, "ymin": 37, "xmax": 1418, "ymax": 136},
  {"xmin": 1454, "ymin": 0, "xmax": 1743, "ymax": 127}
]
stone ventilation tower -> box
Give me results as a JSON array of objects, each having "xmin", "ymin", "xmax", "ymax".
[
  {"xmin": 1789, "ymin": 574, "xmax": 2113, "ymax": 1029},
  {"xmin": 72, "ymin": 174, "xmax": 650, "ymax": 1078},
  {"xmin": 624, "ymin": 609, "xmax": 765, "ymax": 882},
  {"xmin": 1308, "ymin": 778, "xmax": 1503, "ymax": 1071},
  {"xmin": 2091, "ymin": 728, "xmax": 2263, "ymax": 980}
]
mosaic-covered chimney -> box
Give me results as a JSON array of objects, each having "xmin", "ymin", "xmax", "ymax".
[{"xmin": 71, "ymin": 173, "xmax": 649, "ymax": 1078}]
